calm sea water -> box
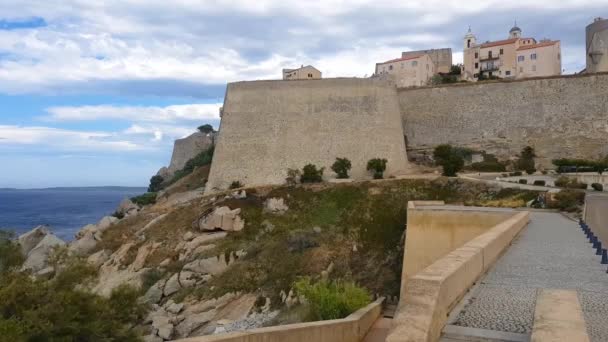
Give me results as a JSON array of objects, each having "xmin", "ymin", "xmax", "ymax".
[{"xmin": 0, "ymin": 187, "xmax": 147, "ymax": 241}]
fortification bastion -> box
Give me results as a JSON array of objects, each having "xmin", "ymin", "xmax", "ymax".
[{"xmin": 205, "ymin": 78, "xmax": 410, "ymax": 192}]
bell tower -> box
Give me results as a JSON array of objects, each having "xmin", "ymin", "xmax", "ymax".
[{"xmin": 464, "ymin": 26, "xmax": 476, "ymax": 50}]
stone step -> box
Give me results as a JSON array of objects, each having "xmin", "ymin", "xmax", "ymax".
[{"xmin": 441, "ymin": 325, "xmax": 530, "ymax": 342}]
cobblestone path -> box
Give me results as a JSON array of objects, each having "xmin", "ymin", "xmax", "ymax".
[{"xmin": 452, "ymin": 212, "xmax": 608, "ymax": 341}]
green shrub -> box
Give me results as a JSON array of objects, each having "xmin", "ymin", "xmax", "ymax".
[
  {"xmin": 554, "ymin": 176, "xmax": 587, "ymax": 189},
  {"xmin": 301, "ymin": 164, "xmax": 324, "ymax": 183},
  {"xmin": 433, "ymin": 145, "xmax": 464, "ymax": 177},
  {"xmin": 286, "ymin": 168, "xmax": 301, "ymax": 185},
  {"xmin": 294, "ymin": 278, "xmax": 371, "ymax": 321},
  {"xmin": 197, "ymin": 124, "xmax": 215, "ymax": 134},
  {"xmin": 470, "ymin": 161, "xmax": 506, "ymax": 172},
  {"xmin": 552, "ymin": 158, "xmax": 608, "ymax": 174},
  {"xmin": 148, "ymin": 175, "xmax": 164, "ymax": 193},
  {"xmin": 169, "ymin": 145, "xmax": 215, "ymax": 184},
  {"xmin": 131, "ymin": 192, "xmax": 157, "ymax": 206},
  {"xmin": 509, "ymin": 171, "xmax": 523, "ymax": 177},
  {"xmin": 367, "ymin": 158, "xmax": 388, "ymax": 179},
  {"xmin": 111, "ymin": 211, "xmax": 125, "ymax": 220},
  {"xmin": 331, "ymin": 158, "xmax": 352, "ymax": 179},
  {"xmin": 592, "ymin": 183, "xmax": 604, "ymax": 191},
  {"xmin": 518, "ymin": 179, "xmax": 527, "ymax": 184},
  {"xmin": 229, "ymin": 181, "xmax": 243, "ymax": 189},
  {"xmin": 533, "ymin": 180, "xmax": 546, "ymax": 186},
  {"xmin": 550, "ymin": 190, "xmax": 585, "ymax": 212},
  {"xmin": 0, "ymin": 231, "xmax": 24, "ymax": 274},
  {"xmin": 517, "ymin": 146, "xmax": 536, "ymax": 174}
]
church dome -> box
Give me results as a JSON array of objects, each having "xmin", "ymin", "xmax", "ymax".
[{"xmin": 510, "ymin": 26, "xmax": 522, "ymax": 33}]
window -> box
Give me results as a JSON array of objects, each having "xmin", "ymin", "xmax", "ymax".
[
  {"xmin": 467, "ymin": 39, "xmax": 471, "ymax": 48},
  {"xmin": 475, "ymin": 62, "xmax": 479, "ymax": 69},
  {"xmin": 518, "ymin": 56, "xmax": 525, "ymax": 62},
  {"xmin": 531, "ymin": 53, "xmax": 537, "ymax": 60},
  {"xmin": 500, "ymin": 48, "xmax": 504, "ymax": 55},
  {"xmin": 488, "ymin": 51, "xmax": 493, "ymax": 58},
  {"xmin": 308, "ymin": 73, "xmax": 313, "ymax": 78},
  {"xmin": 389, "ymin": 65, "xmax": 393, "ymax": 70},
  {"xmin": 412, "ymin": 61, "xmax": 418, "ymax": 67},
  {"xmin": 506, "ymin": 71, "xmax": 511, "ymax": 76},
  {"xmin": 475, "ymin": 52, "xmax": 478, "ymax": 58}
]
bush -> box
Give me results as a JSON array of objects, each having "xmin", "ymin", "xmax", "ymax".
[
  {"xmin": 294, "ymin": 278, "xmax": 371, "ymax": 321},
  {"xmin": 331, "ymin": 158, "xmax": 352, "ymax": 179},
  {"xmin": 366, "ymin": 158, "xmax": 388, "ymax": 179},
  {"xmin": 131, "ymin": 192, "xmax": 157, "ymax": 206},
  {"xmin": 301, "ymin": 164, "xmax": 324, "ymax": 183},
  {"xmin": 518, "ymin": 179, "xmax": 528, "ymax": 184},
  {"xmin": 0, "ymin": 231, "xmax": 24, "ymax": 274},
  {"xmin": 517, "ymin": 146, "xmax": 536, "ymax": 174},
  {"xmin": 169, "ymin": 145, "xmax": 215, "ymax": 184},
  {"xmin": 148, "ymin": 175, "xmax": 164, "ymax": 193},
  {"xmin": 111, "ymin": 211, "xmax": 125, "ymax": 220},
  {"xmin": 197, "ymin": 124, "xmax": 215, "ymax": 134},
  {"xmin": 229, "ymin": 181, "xmax": 243, "ymax": 189},
  {"xmin": 509, "ymin": 171, "xmax": 523, "ymax": 177},
  {"xmin": 551, "ymin": 189, "xmax": 585, "ymax": 212},
  {"xmin": 554, "ymin": 176, "xmax": 587, "ymax": 189},
  {"xmin": 533, "ymin": 180, "xmax": 546, "ymax": 186},
  {"xmin": 286, "ymin": 168, "xmax": 301, "ymax": 185},
  {"xmin": 433, "ymin": 145, "xmax": 464, "ymax": 177},
  {"xmin": 552, "ymin": 158, "xmax": 608, "ymax": 174},
  {"xmin": 592, "ymin": 183, "xmax": 604, "ymax": 191},
  {"xmin": 470, "ymin": 161, "xmax": 506, "ymax": 172}
]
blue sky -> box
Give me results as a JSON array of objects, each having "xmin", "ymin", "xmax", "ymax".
[{"xmin": 0, "ymin": 1, "xmax": 606, "ymax": 188}]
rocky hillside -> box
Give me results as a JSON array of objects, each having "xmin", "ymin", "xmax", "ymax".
[{"xmin": 8, "ymin": 177, "xmax": 540, "ymax": 341}]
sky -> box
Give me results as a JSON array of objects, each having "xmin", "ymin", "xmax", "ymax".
[{"xmin": 0, "ymin": 1, "xmax": 606, "ymax": 188}]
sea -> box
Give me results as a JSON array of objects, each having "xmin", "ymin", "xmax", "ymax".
[{"xmin": 0, "ymin": 187, "xmax": 147, "ymax": 241}]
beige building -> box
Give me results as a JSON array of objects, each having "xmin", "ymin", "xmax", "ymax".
[
  {"xmin": 463, "ymin": 25, "xmax": 561, "ymax": 81},
  {"xmin": 375, "ymin": 54, "xmax": 436, "ymax": 87},
  {"xmin": 282, "ymin": 65, "xmax": 322, "ymax": 80},
  {"xmin": 586, "ymin": 17, "xmax": 608, "ymax": 73},
  {"xmin": 402, "ymin": 48, "xmax": 453, "ymax": 74}
]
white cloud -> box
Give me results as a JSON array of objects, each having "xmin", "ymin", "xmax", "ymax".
[
  {"xmin": 0, "ymin": 125, "xmax": 145, "ymax": 151},
  {"xmin": 45, "ymin": 103, "xmax": 222, "ymax": 122}
]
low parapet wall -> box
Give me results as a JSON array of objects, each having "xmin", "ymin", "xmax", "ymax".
[
  {"xmin": 387, "ymin": 208, "xmax": 530, "ymax": 342},
  {"xmin": 172, "ymin": 298, "xmax": 383, "ymax": 342}
]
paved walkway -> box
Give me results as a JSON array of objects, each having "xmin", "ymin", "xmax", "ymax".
[{"xmin": 447, "ymin": 212, "xmax": 608, "ymax": 341}]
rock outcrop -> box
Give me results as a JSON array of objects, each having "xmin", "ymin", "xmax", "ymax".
[
  {"xmin": 264, "ymin": 197, "xmax": 289, "ymax": 214},
  {"xmin": 20, "ymin": 229, "xmax": 66, "ymax": 273},
  {"xmin": 194, "ymin": 207, "xmax": 245, "ymax": 232}
]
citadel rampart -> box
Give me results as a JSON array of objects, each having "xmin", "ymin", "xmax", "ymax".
[
  {"xmin": 205, "ymin": 78, "xmax": 410, "ymax": 192},
  {"xmin": 206, "ymin": 74, "xmax": 608, "ymax": 192},
  {"xmin": 399, "ymin": 73, "xmax": 608, "ymax": 166}
]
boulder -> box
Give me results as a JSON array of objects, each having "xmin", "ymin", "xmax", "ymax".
[
  {"xmin": 18, "ymin": 225, "xmax": 50, "ymax": 256},
  {"xmin": 143, "ymin": 280, "xmax": 165, "ymax": 305},
  {"xmin": 68, "ymin": 231, "xmax": 98, "ymax": 256},
  {"xmin": 163, "ymin": 273, "xmax": 181, "ymax": 297},
  {"xmin": 165, "ymin": 300, "xmax": 185, "ymax": 314},
  {"xmin": 87, "ymin": 249, "xmax": 111, "ymax": 268},
  {"xmin": 182, "ymin": 231, "xmax": 195, "ymax": 241},
  {"xmin": 152, "ymin": 312, "xmax": 174, "ymax": 340},
  {"xmin": 75, "ymin": 224, "xmax": 98, "ymax": 240},
  {"xmin": 264, "ymin": 198, "xmax": 289, "ymax": 214},
  {"xmin": 231, "ymin": 190, "xmax": 246, "ymax": 199},
  {"xmin": 196, "ymin": 207, "xmax": 244, "ymax": 232},
  {"xmin": 174, "ymin": 310, "xmax": 215, "ymax": 338},
  {"xmin": 183, "ymin": 256, "xmax": 229, "ymax": 276},
  {"xmin": 22, "ymin": 233, "xmax": 66, "ymax": 272},
  {"xmin": 117, "ymin": 198, "xmax": 139, "ymax": 217},
  {"xmin": 97, "ymin": 216, "xmax": 119, "ymax": 232}
]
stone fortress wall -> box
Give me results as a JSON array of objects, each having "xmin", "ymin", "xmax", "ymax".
[
  {"xmin": 206, "ymin": 73, "xmax": 608, "ymax": 192},
  {"xmin": 399, "ymin": 73, "xmax": 608, "ymax": 166},
  {"xmin": 205, "ymin": 78, "xmax": 410, "ymax": 192}
]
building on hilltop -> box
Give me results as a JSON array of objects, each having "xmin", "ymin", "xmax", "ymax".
[
  {"xmin": 586, "ymin": 17, "xmax": 608, "ymax": 74},
  {"xmin": 402, "ymin": 48, "xmax": 452, "ymax": 74},
  {"xmin": 462, "ymin": 24, "xmax": 561, "ymax": 81},
  {"xmin": 282, "ymin": 65, "xmax": 322, "ymax": 80},
  {"xmin": 375, "ymin": 53, "xmax": 436, "ymax": 87}
]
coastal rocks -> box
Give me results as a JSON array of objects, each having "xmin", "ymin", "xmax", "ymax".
[
  {"xmin": 137, "ymin": 214, "xmax": 168, "ymax": 236},
  {"xmin": 195, "ymin": 207, "xmax": 244, "ymax": 232},
  {"xmin": 21, "ymin": 233, "xmax": 66, "ymax": 272},
  {"xmin": 92, "ymin": 242, "xmax": 151, "ymax": 296},
  {"xmin": 183, "ymin": 256, "xmax": 229, "ymax": 276},
  {"xmin": 87, "ymin": 249, "xmax": 111, "ymax": 268},
  {"xmin": 143, "ymin": 280, "xmax": 165, "ymax": 305},
  {"xmin": 264, "ymin": 197, "xmax": 288, "ymax": 214},
  {"xmin": 74, "ymin": 215, "xmax": 118, "ymax": 241},
  {"xmin": 231, "ymin": 190, "xmax": 246, "ymax": 199},
  {"xmin": 163, "ymin": 273, "xmax": 182, "ymax": 297},
  {"xmin": 117, "ymin": 198, "xmax": 140, "ymax": 217},
  {"xmin": 69, "ymin": 231, "xmax": 98, "ymax": 256},
  {"xmin": 18, "ymin": 225, "xmax": 51, "ymax": 255}
]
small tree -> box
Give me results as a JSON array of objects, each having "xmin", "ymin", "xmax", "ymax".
[
  {"xmin": 301, "ymin": 164, "xmax": 324, "ymax": 183},
  {"xmin": 517, "ymin": 146, "xmax": 536, "ymax": 174},
  {"xmin": 433, "ymin": 144, "xmax": 464, "ymax": 177},
  {"xmin": 367, "ymin": 158, "xmax": 388, "ymax": 179},
  {"xmin": 148, "ymin": 175, "xmax": 164, "ymax": 193},
  {"xmin": 229, "ymin": 181, "xmax": 243, "ymax": 189},
  {"xmin": 197, "ymin": 124, "xmax": 215, "ymax": 134},
  {"xmin": 331, "ymin": 158, "xmax": 352, "ymax": 179}
]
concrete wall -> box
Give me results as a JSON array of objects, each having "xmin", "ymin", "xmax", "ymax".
[
  {"xmin": 206, "ymin": 78, "xmax": 410, "ymax": 192},
  {"xmin": 584, "ymin": 195, "xmax": 608, "ymax": 249},
  {"xmin": 387, "ymin": 208, "xmax": 530, "ymax": 342},
  {"xmin": 171, "ymin": 298, "xmax": 383, "ymax": 342},
  {"xmin": 402, "ymin": 205, "xmax": 514, "ymax": 286},
  {"xmin": 399, "ymin": 74, "xmax": 608, "ymax": 166}
]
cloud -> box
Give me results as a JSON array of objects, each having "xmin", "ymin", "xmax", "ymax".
[
  {"xmin": 44, "ymin": 103, "xmax": 222, "ymax": 122},
  {"xmin": 0, "ymin": 125, "xmax": 154, "ymax": 152},
  {"xmin": 0, "ymin": 1, "xmax": 605, "ymax": 96}
]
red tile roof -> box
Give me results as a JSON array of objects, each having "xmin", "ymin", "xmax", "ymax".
[
  {"xmin": 377, "ymin": 54, "xmax": 425, "ymax": 65},
  {"xmin": 517, "ymin": 41, "xmax": 559, "ymax": 51}
]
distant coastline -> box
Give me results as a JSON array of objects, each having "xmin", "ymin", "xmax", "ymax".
[{"xmin": 0, "ymin": 186, "xmax": 147, "ymax": 192}]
